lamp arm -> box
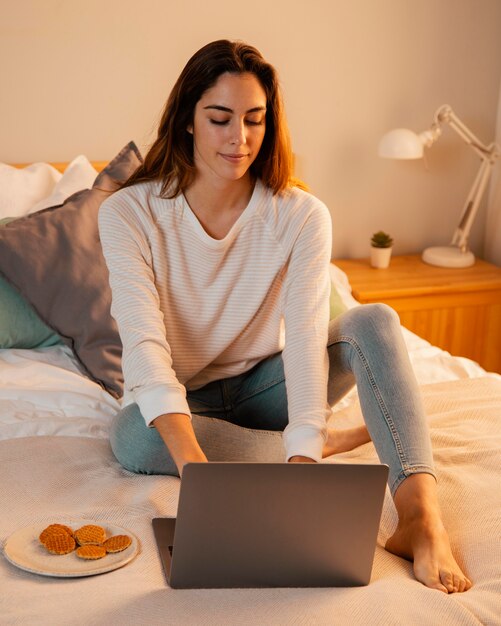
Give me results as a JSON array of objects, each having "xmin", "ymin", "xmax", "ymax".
[
  {"xmin": 428, "ymin": 105, "xmax": 500, "ymax": 252},
  {"xmin": 451, "ymin": 158, "xmax": 495, "ymax": 250},
  {"xmin": 435, "ymin": 105, "xmax": 498, "ymax": 160}
]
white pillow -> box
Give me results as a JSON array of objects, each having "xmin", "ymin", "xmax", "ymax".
[
  {"xmin": 29, "ymin": 155, "xmax": 99, "ymax": 213},
  {"xmin": 0, "ymin": 162, "xmax": 61, "ymax": 219}
]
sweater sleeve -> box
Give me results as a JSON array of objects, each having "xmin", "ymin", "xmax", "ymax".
[
  {"xmin": 281, "ymin": 200, "xmax": 333, "ymax": 462},
  {"xmin": 98, "ymin": 195, "xmax": 191, "ymax": 426}
]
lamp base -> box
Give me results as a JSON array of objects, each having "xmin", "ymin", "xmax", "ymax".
[{"xmin": 422, "ymin": 246, "xmax": 475, "ymax": 268}]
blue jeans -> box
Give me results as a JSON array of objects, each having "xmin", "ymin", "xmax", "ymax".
[{"xmin": 110, "ymin": 304, "xmax": 436, "ymax": 495}]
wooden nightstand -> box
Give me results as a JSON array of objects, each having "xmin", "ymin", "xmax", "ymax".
[{"xmin": 334, "ymin": 254, "xmax": 501, "ymax": 374}]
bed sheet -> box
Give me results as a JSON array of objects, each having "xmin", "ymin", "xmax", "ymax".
[
  {"xmin": 1, "ymin": 375, "xmax": 500, "ymax": 626},
  {"xmin": 0, "ymin": 346, "xmax": 119, "ymax": 440}
]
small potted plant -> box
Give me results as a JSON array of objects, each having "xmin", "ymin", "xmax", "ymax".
[{"xmin": 370, "ymin": 231, "xmax": 394, "ymax": 268}]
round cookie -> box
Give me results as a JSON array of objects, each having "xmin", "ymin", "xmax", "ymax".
[
  {"xmin": 74, "ymin": 524, "xmax": 106, "ymax": 546},
  {"xmin": 39, "ymin": 524, "xmax": 74, "ymax": 546},
  {"xmin": 76, "ymin": 545, "xmax": 107, "ymax": 560},
  {"xmin": 103, "ymin": 535, "xmax": 132, "ymax": 553},
  {"xmin": 43, "ymin": 532, "xmax": 76, "ymax": 555}
]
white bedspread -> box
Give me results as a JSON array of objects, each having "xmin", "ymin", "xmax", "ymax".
[
  {"xmin": 1, "ymin": 377, "xmax": 500, "ymax": 625},
  {"xmin": 0, "ymin": 346, "xmax": 119, "ymax": 440}
]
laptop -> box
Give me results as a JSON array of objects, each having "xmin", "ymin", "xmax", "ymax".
[{"xmin": 152, "ymin": 461, "xmax": 388, "ymax": 589}]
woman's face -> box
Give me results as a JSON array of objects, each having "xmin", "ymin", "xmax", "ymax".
[{"xmin": 188, "ymin": 72, "xmax": 267, "ymax": 185}]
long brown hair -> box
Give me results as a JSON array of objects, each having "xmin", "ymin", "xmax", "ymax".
[{"xmin": 121, "ymin": 40, "xmax": 297, "ymax": 197}]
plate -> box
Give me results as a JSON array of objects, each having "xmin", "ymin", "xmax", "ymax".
[{"xmin": 3, "ymin": 520, "xmax": 139, "ymax": 578}]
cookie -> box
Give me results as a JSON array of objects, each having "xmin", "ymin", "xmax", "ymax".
[
  {"xmin": 103, "ymin": 535, "xmax": 132, "ymax": 553},
  {"xmin": 39, "ymin": 524, "xmax": 74, "ymax": 546},
  {"xmin": 76, "ymin": 545, "xmax": 107, "ymax": 560},
  {"xmin": 74, "ymin": 524, "xmax": 106, "ymax": 546},
  {"xmin": 43, "ymin": 532, "xmax": 76, "ymax": 555}
]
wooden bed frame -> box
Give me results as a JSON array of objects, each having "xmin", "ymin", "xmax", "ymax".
[{"xmin": 13, "ymin": 162, "xmax": 108, "ymax": 173}]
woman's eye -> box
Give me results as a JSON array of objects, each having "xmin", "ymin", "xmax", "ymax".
[{"xmin": 209, "ymin": 118, "xmax": 264, "ymax": 126}]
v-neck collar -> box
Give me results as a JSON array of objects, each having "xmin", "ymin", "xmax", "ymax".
[{"xmin": 180, "ymin": 180, "xmax": 263, "ymax": 248}]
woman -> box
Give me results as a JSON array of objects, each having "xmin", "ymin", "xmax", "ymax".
[{"xmin": 98, "ymin": 39, "xmax": 471, "ymax": 593}]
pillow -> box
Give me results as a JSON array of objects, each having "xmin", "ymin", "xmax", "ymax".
[
  {"xmin": 0, "ymin": 274, "xmax": 62, "ymax": 349},
  {"xmin": 0, "ymin": 142, "xmax": 142, "ymax": 398},
  {"xmin": 0, "ymin": 216, "xmax": 62, "ymax": 349},
  {"xmin": 329, "ymin": 263, "xmax": 359, "ymax": 310},
  {"xmin": 29, "ymin": 155, "xmax": 99, "ymax": 213},
  {"xmin": 0, "ymin": 162, "xmax": 62, "ymax": 219},
  {"xmin": 0, "ymin": 157, "xmax": 98, "ymax": 350},
  {"xmin": 329, "ymin": 281, "xmax": 348, "ymax": 319}
]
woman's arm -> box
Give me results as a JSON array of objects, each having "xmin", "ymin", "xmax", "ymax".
[
  {"xmin": 281, "ymin": 200, "xmax": 333, "ymax": 463},
  {"xmin": 99, "ymin": 198, "xmax": 189, "ymax": 418},
  {"xmin": 153, "ymin": 413, "xmax": 208, "ymax": 476},
  {"xmin": 99, "ymin": 194, "xmax": 197, "ymax": 461}
]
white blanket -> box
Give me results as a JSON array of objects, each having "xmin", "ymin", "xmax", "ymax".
[{"xmin": 1, "ymin": 376, "xmax": 500, "ymax": 625}]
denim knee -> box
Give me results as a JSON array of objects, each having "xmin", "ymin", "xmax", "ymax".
[
  {"xmin": 109, "ymin": 403, "xmax": 178, "ymax": 476},
  {"xmin": 328, "ymin": 303, "xmax": 401, "ymax": 349}
]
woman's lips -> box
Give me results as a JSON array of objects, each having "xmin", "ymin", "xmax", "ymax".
[{"xmin": 219, "ymin": 153, "xmax": 249, "ymax": 163}]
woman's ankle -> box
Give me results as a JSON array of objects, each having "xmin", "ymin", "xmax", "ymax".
[{"xmin": 393, "ymin": 472, "xmax": 442, "ymax": 523}]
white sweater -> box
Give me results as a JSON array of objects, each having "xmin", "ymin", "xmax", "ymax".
[{"xmin": 98, "ymin": 179, "xmax": 333, "ymax": 462}]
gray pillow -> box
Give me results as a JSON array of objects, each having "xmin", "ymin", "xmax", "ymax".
[{"xmin": 0, "ymin": 142, "xmax": 142, "ymax": 398}]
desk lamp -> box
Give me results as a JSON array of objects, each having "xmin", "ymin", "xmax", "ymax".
[{"xmin": 378, "ymin": 104, "xmax": 500, "ymax": 268}]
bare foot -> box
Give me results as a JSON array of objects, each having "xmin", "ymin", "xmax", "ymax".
[
  {"xmin": 385, "ymin": 514, "xmax": 472, "ymax": 593},
  {"xmin": 322, "ymin": 425, "xmax": 371, "ymax": 458}
]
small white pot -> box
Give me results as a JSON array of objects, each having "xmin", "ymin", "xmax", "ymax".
[{"xmin": 370, "ymin": 246, "xmax": 392, "ymax": 269}]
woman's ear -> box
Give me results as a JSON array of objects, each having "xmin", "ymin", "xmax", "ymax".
[{"xmin": 186, "ymin": 124, "xmax": 193, "ymax": 134}]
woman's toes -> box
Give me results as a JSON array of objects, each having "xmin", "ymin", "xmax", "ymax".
[
  {"xmin": 437, "ymin": 569, "xmax": 472, "ymax": 593},
  {"xmin": 440, "ymin": 569, "xmax": 455, "ymax": 593}
]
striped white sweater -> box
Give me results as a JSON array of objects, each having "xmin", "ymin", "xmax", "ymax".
[{"xmin": 98, "ymin": 179, "xmax": 333, "ymax": 462}]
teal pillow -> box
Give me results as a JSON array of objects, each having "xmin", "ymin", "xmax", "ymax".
[
  {"xmin": 329, "ymin": 283, "xmax": 347, "ymax": 320},
  {"xmin": 0, "ymin": 275, "xmax": 62, "ymax": 349},
  {"xmin": 0, "ymin": 218, "xmax": 62, "ymax": 349}
]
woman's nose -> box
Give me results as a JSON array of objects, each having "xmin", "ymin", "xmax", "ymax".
[{"xmin": 229, "ymin": 119, "xmax": 247, "ymax": 145}]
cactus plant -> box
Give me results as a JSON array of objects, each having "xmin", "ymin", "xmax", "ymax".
[{"xmin": 371, "ymin": 231, "xmax": 394, "ymax": 249}]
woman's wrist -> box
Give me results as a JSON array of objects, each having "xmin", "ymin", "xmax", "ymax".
[
  {"xmin": 288, "ymin": 455, "xmax": 317, "ymax": 463},
  {"xmin": 153, "ymin": 412, "xmax": 208, "ymax": 475}
]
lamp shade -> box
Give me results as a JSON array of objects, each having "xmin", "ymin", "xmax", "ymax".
[{"xmin": 378, "ymin": 128, "xmax": 424, "ymax": 159}]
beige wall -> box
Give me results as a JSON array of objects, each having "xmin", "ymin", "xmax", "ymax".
[
  {"xmin": 2, "ymin": 0, "xmax": 501, "ymax": 260},
  {"xmin": 485, "ymin": 80, "xmax": 501, "ymax": 266}
]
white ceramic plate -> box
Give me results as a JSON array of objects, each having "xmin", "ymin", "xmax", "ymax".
[{"xmin": 3, "ymin": 520, "xmax": 139, "ymax": 577}]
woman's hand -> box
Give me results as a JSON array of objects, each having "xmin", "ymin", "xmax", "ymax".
[
  {"xmin": 288, "ymin": 455, "xmax": 317, "ymax": 463},
  {"xmin": 153, "ymin": 413, "xmax": 208, "ymax": 477}
]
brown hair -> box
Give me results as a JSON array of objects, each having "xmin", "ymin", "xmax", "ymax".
[{"xmin": 121, "ymin": 40, "xmax": 298, "ymax": 197}]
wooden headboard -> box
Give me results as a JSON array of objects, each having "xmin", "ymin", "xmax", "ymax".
[{"xmin": 12, "ymin": 162, "xmax": 108, "ymax": 173}]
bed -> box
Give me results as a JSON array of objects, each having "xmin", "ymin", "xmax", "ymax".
[{"xmin": 1, "ymin": 145, "xmax": 500, "ymax": 626}]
